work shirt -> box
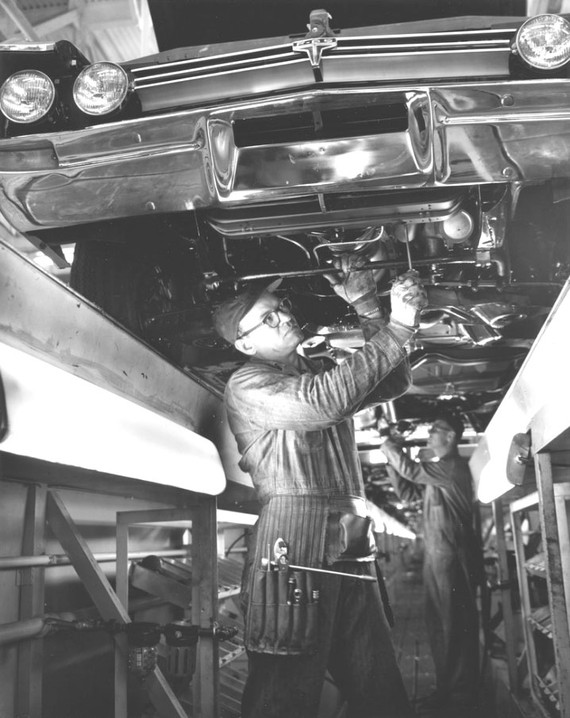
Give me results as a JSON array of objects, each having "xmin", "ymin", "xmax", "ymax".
[
  {"xmin": 382, "ymin": 444, "xmax": 480, "ymax": 574},
  {"xmin": 225, "ymin": 322, "xmax": 414, "ymax": 571}
]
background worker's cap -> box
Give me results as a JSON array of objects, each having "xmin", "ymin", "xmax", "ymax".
[
  {"xmin": 212, "ymin": 278, "xmax": 283, "ymax": 345},
  {"xmin": 433, "ymin": 411, "xmax": 464, "ymax": 443}
]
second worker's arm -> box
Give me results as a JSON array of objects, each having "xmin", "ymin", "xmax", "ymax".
[{"xmin": 382, "ymin": 438, "xmax": 457, "ymax": 489}]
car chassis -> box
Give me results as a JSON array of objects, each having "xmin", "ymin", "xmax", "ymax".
[{"xmin": 1, "ymin": 9, "xmax": 569, "ymax": 429}]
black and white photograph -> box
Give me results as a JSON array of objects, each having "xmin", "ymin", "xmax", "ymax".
[{"xmin": 1, "ymin": 1, "xmax": 570, "ymax": 716}]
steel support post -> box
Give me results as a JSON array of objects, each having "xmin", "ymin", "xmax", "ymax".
[
  {"xmin": 15, "ymin": 483, "xmax": 47, "ymax": 718},
  {"xmin": 47, "ymin": 490, "xmax": 187, "ymax": 718},
  {"xmin": 535, "ymin": 452, "xmax": 570, "ymax": 718},
  {"xmin": 191, "ymin": 496, "xmax": 220, "ymax": 718},
  {"xmin": 492, "ymin": 497, "xmax": 519, "ymax": 694},
  {"xmin": 116, "ymin": 501, "xmax": 219, "ymax": 718}
]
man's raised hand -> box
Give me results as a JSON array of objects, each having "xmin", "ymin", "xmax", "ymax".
[{"xmin": 390, "ymin": 270, "xmax": 428, "ymax": 328}]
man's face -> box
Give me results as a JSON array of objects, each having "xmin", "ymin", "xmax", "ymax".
[
  {"xmin": 427, "ymin": 420, "xmax": 455, "ymax": 454},
  {"xmin": 236, "ymin": 291, "xmax": 303, "ymax": 360}
]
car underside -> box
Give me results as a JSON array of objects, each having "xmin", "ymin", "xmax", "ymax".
[
  {"xmin": 60, "ymin": 178, "xmax": 567, "ymax": 433},
  {"xmin": 1, "ymin": 9, "xmax": 569, "ymax": 434}
]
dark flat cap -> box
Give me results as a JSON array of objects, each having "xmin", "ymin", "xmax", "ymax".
[{"xmin": 212, "ymin": 278, "xmax": 282, "ymax": 344}]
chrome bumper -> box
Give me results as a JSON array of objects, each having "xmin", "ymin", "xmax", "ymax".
[{"xmin": 2, "ymin": 80, "xmax": 570, "ymax": 232}]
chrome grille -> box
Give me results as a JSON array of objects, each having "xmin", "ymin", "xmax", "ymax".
[{"xmin": 129, "ymin": 27, "xmax": 516, "ymax": 89}]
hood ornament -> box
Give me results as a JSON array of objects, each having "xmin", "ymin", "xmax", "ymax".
[{"xmin": 292, "ymin": 9, "xmax": 337, "ymax": 72}]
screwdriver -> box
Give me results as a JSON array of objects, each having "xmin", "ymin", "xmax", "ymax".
[{"xmin": 403, "ymin": 225, "xmax": 414, "ymax": 272}]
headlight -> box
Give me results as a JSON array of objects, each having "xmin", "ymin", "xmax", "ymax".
[
  {"xmin": 515, "ymin": 14, "xmax": 570, "ymax": 70},
  {"xmin": 73, "ymin": 62, "xmax": 129, "ymax": 116},
  {"xmin": 0, "ymin": 70, "xmax": 55, "ymax": 124}
]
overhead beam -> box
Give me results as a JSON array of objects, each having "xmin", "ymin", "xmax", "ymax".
[
  {"xmin": 81, "ymin": 0, "xmax": 138, "ymax": 28},
  {"xmin": 4, "ymin": 8, "xmax": 80, "ymax": 42},
  {"xmin": 0, "ymin": 0, "xmax": 41, "ymax": 41},
  {"xmin": 37, "ymin": 8, "xmax": 80, "ymax": 35}
]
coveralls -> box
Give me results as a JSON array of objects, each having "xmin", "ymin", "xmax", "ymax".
[
  {"xmin": 224, "ymin": 320, "xmax": 416, "ymax": 718},
  {"xmin": 382, "ymin": 444, "xmax": 481, "ymax": 706}
]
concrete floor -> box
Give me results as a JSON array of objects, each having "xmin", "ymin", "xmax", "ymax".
[
  {"xmin": 316, "ymin": 558, "xmax": 497, "ymax": 718},
  {"xmin": 389, "ymin": 565, "xmax": 495, "ymax": 718},
  {"xmin": 390, "ymin": 565, "xmax": 437, "ymax": 709},
  {"xmin": 389, "ymin": 560, "xmax": 547, "ymax": 718}
]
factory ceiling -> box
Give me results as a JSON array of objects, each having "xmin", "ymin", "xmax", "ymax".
[{"xmin": 0, "ymin": 0, "xmax": 158, "ymax": 62}]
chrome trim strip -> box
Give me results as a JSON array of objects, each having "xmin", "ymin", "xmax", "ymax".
[
  {"xmin": 133, "ymin": 51, "xmax": 301, "ymax": 85},
  {"xmin": 134, "ymin": 57, "xmax": 309, "ymax": 91},
  {"xmin": 0, "ymin": 42, "xmax": 55, "ymax": 52},
  {"xmin": 57, "ymin": 140, "xmax": 205, "ymax": 169},
  {"xmin": 335, "ymin": 27, "xmax": 518, "ymax": 40},
  {"xmin": 440, "ymin": 109, "xmax": 570, "ymax": 125},
  {"xmin": 325, "ymin": 47, "xmax": 508, "ymax": 59},
  {"xmin": 324, "ymin": 43, "xmax": 510, "ymax": 59},
  {"xmin": 129, "ymin": 41, "xmax": 295, "ymax": 74},
  {"xmin": 333, "ymin": 40, "xmax": 512, "ymax": 51}
]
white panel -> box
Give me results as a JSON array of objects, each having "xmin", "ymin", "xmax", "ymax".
[
  {"xmin": 0, "ymin": 343, "xmax": 225, "ymax": 495},
  {"xmin": 471, "ymin": 279, "xmax": 570, "ymax": 503}
]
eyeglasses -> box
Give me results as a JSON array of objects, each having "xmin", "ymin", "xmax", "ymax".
[
  {"xmin": 237, "ymin": 298, "xmax": 293, "ymax": 339},
  {"xmin": 429, "ymin": 423, "xmax": 453, "ymax": 434}
]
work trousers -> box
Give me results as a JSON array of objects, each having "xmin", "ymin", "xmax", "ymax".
[
  {"xmin": 241, "ymin": 561, "xmax": 413, "ymax": 718},
  {"xmin": 423, "ymin": 547, "xmax": 479, "ymax": 703}
]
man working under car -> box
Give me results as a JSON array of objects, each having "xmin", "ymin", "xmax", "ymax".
[
  {"xmin": 212, "ymin": 253, "xmax": 427, "ymax": 718},
  {"xmin": 382, "ymin": 413, "xmax": 482, "ymax": 714}
]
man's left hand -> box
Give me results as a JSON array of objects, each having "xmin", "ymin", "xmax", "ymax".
[
  {"xmin": 390, "ymin": 271, "xmax": 428, "ymax": 327},
  {"xmin": 323, "ymin": 253, "xmax": 376, "ymax": 305}
]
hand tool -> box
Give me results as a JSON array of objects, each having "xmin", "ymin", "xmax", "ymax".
[
  {"xmin": 403, "ymin": 225, "xmax": 414, "ymax": 272},
  {"xmin": 287, "ymin": 575, "xmax": 296, "ymax": 604},
  {"xmin": 259, "ymin": 538, "xmax": 377, "ymax": 583}
]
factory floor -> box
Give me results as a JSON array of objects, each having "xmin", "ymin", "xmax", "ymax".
[
  {"xmin": 390, "ymin": 563, "xmax": 495, "ymax": 718},
  {"xmin": 315, "ymin": 554, "xmax": 500, "ymax": 718},
  {"xmin": 317, "ymin": 559, "xmax": 540, "ymax": 718},
  {"xmin": 389, "ymin": 555, "xmax": 543, "ymax": 718}
]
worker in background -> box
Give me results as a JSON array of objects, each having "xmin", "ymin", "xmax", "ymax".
[
  {"xmin": 212, "ymin": 253, "xmax": 427, "ymax": 718},
  {"xmin": 381, "ymin": 413, "xmax": 482, "ymax": 715}
]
